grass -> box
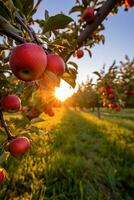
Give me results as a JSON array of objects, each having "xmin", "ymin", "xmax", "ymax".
[{"xmin": 0, "ymin": 108, "xmax": 134, "ymax": 200}]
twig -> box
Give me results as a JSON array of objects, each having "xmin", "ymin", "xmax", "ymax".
[
  {"xmin": 2, "ymin": 30, "xmax": 27, "ymax": 43},
  {"xmin": 65, "ymin": 0, "xmax": 117, "ymax": 61},
  {"xmin": 15, "ymin": 13, "xmax": 34, "ymax": 41},
  {"xmin": 0, "ymin": 110, "xmax": 15, "ymax": 140}
]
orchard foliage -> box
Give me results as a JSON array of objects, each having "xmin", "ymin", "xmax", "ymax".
[
  {"xmin": 66, "ymin": 56, "xmax": 134, "ymax": 111},
  {"xmin": 0, "ymin": 0, "xmax": 133, "ymax": 184}
]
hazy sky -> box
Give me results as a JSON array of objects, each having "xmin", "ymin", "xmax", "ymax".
[{"xmin": 34, "ymin": 0, "xmax": 134, "ymax": 84}]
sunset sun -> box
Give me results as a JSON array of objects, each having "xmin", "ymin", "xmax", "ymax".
[{"xmin": 55, "ymin": 80, "xmax": 75, "ymax": 102}]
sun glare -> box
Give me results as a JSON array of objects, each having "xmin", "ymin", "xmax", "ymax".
[{"xmin": 55, "ymin": 80, "xmax": 75, "ymax": 102}]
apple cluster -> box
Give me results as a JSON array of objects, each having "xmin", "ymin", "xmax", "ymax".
[
  {"xmin": 101, "ymin": 84, "xmax": 121, "ymax": 112},
  {"xmin": 0, "ymin": 43, "xmax": 66, "ymax": 184}
]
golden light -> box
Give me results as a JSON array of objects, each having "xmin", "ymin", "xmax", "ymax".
[{"xmin": 55, "ymin": 80, "xmax": 75, "ymax": 102}]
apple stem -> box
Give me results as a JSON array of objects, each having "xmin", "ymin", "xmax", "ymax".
[{"xmin": 0, "ymin": 110, "xmax": 15, "ymax": 140}]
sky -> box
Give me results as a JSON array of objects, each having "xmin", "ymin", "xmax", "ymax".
[{"xmin": 34, "ymin": 0, "xmax": 134, "ymax": 84}]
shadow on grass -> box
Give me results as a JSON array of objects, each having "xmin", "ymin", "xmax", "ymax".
[
  {"xmin": 41, "ymin": 109, "xmax": 134, "ymax": 200},
  {"xmin": 1, "ymin": 109, "xmax": 134, "ymax": 200}
]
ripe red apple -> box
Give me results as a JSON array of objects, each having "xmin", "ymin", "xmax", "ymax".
[
  {"xmin": 124, "ymin": 90, "xmax": 134, "ymax": 95},
  {"xmin": 103, "ymin": 102, "xmax": 108, "ymax": 108},
  {"xmin": 44, "ymin": 104, "xmax": 55, "ymax": 117},
  {"xmin": 108, "ymin": 103, "xmax": 117, "ymax": 109},
  {"xmin": 46, "ymin": 54, "xmax": 65, "ymax": 75},
  {"xmin": 76, "ymin": 49, "xmax": 84, "ymax": 58},
  {"xmin": 9, "ymin": 43, "xmax": 47, "ymax": 81},
  {"xmin": 115, "ymin": 106, "xmax": 121, "ymax": 112},
  {"xmin": 1, "ymin": 95, "xmax": 21, "ymax": 112},
  {"xmin": 26, "ymin": 107, "xmax": 40, "ymax": 120},
  {"xmin": 109, "ymin": 93, "xmax": 114, "ymax": 99},
  {"xmin": 125, "ymin": 0, "xmax": 134, "ymax": 7},
  {"xmin": 0, "ymin": 168, "xmax": 6, "ymax": 184},
  {"xmin": 82, "ymin": 7, "xmax": 94, "ymax": 22},
  {"xmin": 108, "ymin": 88, "xmax": 114, "ymax": 94},
  {"xmin": 9, "ymin": 137, "xmax": 30, "ymax": 157}
]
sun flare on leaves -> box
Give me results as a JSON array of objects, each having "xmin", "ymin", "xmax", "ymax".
[{"xmin": 55, "ymin": 81, "xmax": 75, "ymax": 102}]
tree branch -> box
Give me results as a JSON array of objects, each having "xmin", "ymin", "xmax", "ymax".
[
  {"xmin": 0, "ymin": 110, "xmax": 15, "ymax": 140},
  {"xmin": 15, "ymin": 13, "xmax": 34, "ymax": 41},
  {"xmin": 2, "ymin": 30, "xmax": 27, "ymax": 43},
  {"xmin": 65, "ymin": 0, "xmax": 117, "ymax": 62},
  {"xmin": 77, "ymin": 0, "xmax": 117, "ymax": 46}
]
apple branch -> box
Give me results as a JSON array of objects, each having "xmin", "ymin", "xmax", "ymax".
[
  {"xmin": 65, "ymin": 0, "xmax": 117, "ymax": 62},
  {"xmin": 77, "ymin": 0, "xmax": 117, "ymax": 46},
  {"xmin": 0, "ymin": 110, "xmax": 15, "ymax": 140},
  {"xmin": 15, "ymin": 13, "xmax": 34, "ymax": 41},
  {"xmin": 2, "ymin": 30, "xmax": 27, "ymax": 44}
]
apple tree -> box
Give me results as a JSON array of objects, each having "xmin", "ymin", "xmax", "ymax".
[
  {"xmin": 0, "ymin": 0, "xmax": 133, "ymax": 183},
  {"xmin": 118, "ymin": 56, "xmax": 134, "ymax": 108}
]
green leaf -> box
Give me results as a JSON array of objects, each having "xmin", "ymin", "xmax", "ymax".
[
  {"xmin": 0, "ymin": 15, "xmax": 20, "ymax": 34},
  {"xmin": 62, "ymin": 72, "xmax": 76, "ymax": 88},
  {"xmin": 69, "ymin": 5, "xmax": 84, "ymax": 14},
  {"xmin": 44, "ymin": 9, "xmax": 49, "ymax": 20},
  {"xmin": 31, "ymin": 117, "xmax": 45, "ymax": 123},
  {"xmin": 82, "ymin": 0, "xmax": 90, "ymax": 7},
  {"xmin": 43, "ymin": 14, "xmax": 73, "ymax": 33},
  {"xmin": 67, "ymin": 61, "xmax": 78, "ymax": 69},
  {"xmin": 12, "ymin": 0, "xmax": 34, "ymax": 18},
  {"xmin": 93, "ymin": 71, "xmax": 101, "ymax": 78},
  {"xmin": 0, "ymin": 1, "xmax": 11, "ymax": 20},
  {"xmin": 84, "ymin": 48, "xmax": 92, "ymax": 57}
]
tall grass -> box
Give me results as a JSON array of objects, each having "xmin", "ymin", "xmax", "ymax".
[{"xmin": 0, "ymin": 108, "xmax": 134, "ymax": 200}]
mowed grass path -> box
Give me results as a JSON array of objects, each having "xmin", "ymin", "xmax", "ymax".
[{"xmin": 1, "ymin": 108, "xmax": 134, "ymax": 200}]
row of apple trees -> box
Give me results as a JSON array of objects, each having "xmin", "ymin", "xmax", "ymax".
[{"xmin": 65, "ymin": 56, "xmax": 134, "ymax": 111}]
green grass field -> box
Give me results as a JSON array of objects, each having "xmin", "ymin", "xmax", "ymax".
[{"xmin": 0, "ymin": 108, "xmax": 134, "ymax": 200}]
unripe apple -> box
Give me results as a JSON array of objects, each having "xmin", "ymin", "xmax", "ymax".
[
  {"xmin": 1, "ymin": 95, "xmax": 21, "ymax": 112},
  {"xmin": 125, "ymin": 0, "xmax": 134, "ymax": 7},
  {"xmin": 76, "ymin": 49, "xmax": 84, "ymax": 58},
  {"xmin": 0, "ymin": 168, "xmax": 6, "ymax": 184},
  {"xmin": 9, "ymin": 43, "xmax": 47, "ymax": 81},
  {"xmin": 82, "ymin": 7, "xmax": 94, "ymax": 22},
  {"xmin": 46, "ymin": 54, "xmax": 65, "ymax": 75},
  {"xmin": 9, "ymin": 137, "xmax": 30, "ymax": 157}
]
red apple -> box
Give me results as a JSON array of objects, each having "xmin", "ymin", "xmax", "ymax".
[
  {"xmin": 125, "ymin": 0, "xmax": 134, "ymax": 7},
  {"xmin": 103, "ymin": 102, "xmax": 108, "ymax": 108},
  {"xmin": 26, "ymin": 107, "xmax": 40, "ymax": 120},
  {"xmin": 82, "ymin": 7, "xmax": 94, "ymax": 22},
  {"xmin": 1, "ymin": 95, "xmax": 21, "ymax": 112},
  {"xmin": 108, "ymin": 103, "xmax": 117, "ymax": 109},
  {"xmin": 44, "ymin": 104, "xmax": 55, "ymax": 117},
  {"xmin": 115, "ymin": 106, "xmax": 121, "ymax": 112},
  {"xmin": 9, "ymin": 137, "xmax": 30, "ymax": 157},
  {"xmin": 0, "ymin": 168, "xmax": 6, "ymax": 184},
  {"xmin": 124, "ymin": 90, "xmax": 134, "ymax": 95},
  {"xmin": 9, "ymin": 43, "xmax": 47, "ymax": 81},
  {"xmin": 76, "ymin": 49, "xmax": 84, "ymax": 58},
  {"xmin": 108, "ymin": 88, "xmax": 114, "ymax": 94},
  {"xmin": 46, "ymin": 54, "xmax": 65, "ymax": 75},
  {"xmin": 109, "ymin": 94, "xmax": 114, "ymax": 99}
]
